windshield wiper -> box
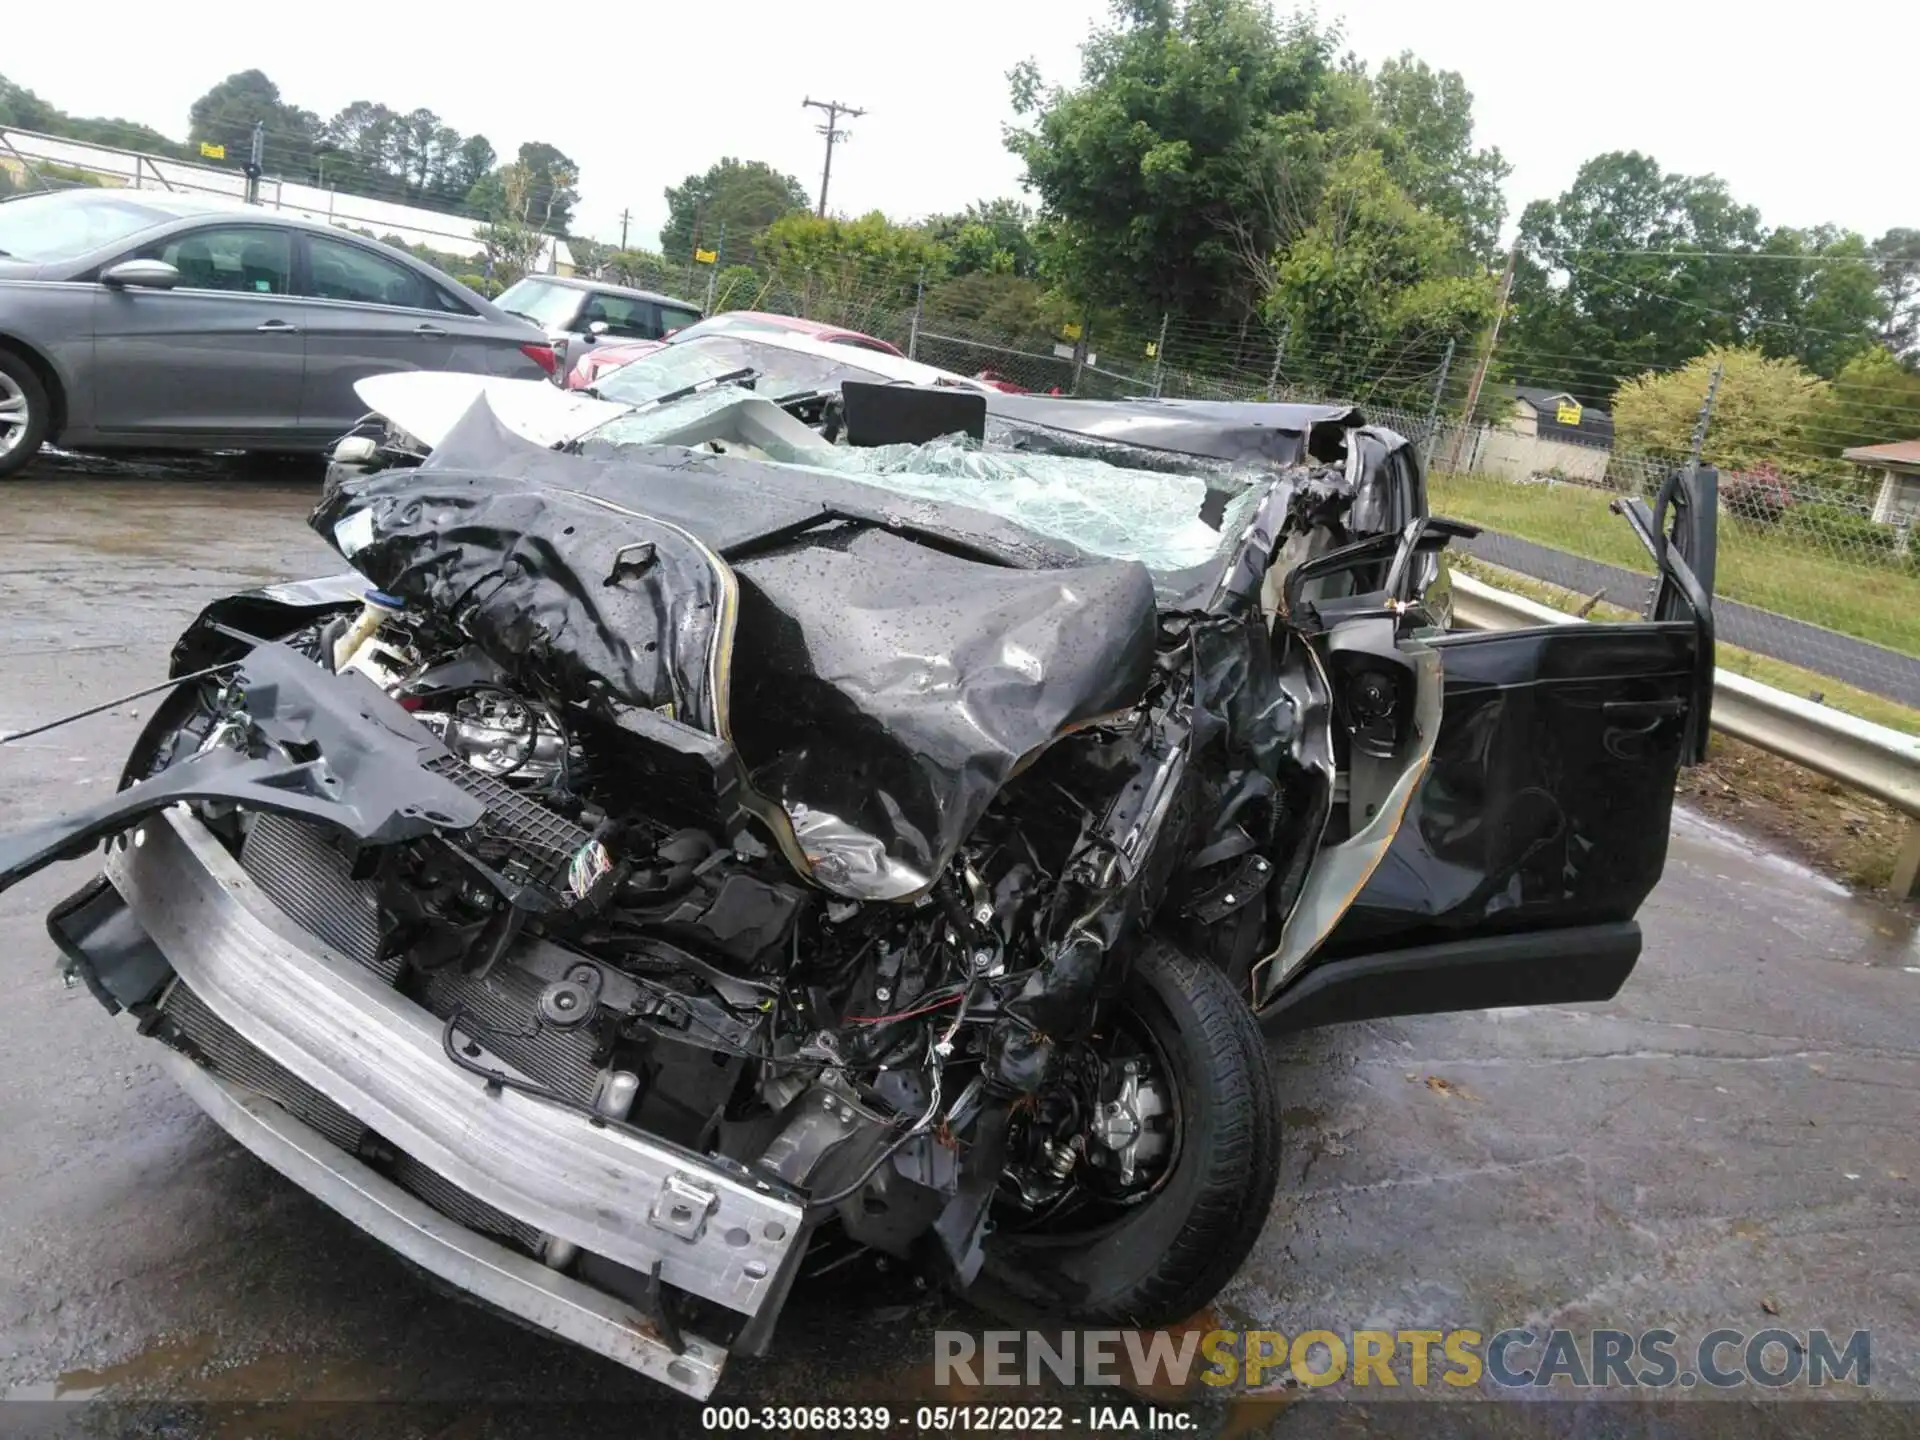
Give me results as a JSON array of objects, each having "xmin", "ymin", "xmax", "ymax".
[{"xmin": 632, "ymin": 367, "xmax": 759, "ymax": 411}]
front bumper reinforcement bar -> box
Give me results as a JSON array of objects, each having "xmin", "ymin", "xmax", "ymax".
[{"xmin": 107, "ymin": 808, "xmax": 810, "ymax": 1396}]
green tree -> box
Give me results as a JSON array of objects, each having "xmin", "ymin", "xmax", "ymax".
[
  {"xmin": 475, "ymin": 161, "xmax": 552, "ymax": 285},
  {"xmin": 1503, "ymin": 152, "xmax": 1765, "ymax": 404},
  {"xmin": 710, "ymin": 263, "xmax": 765, "ymax": 312},
  {"xmin": 660, "ymin": 158, "xmax": 810, "ymax": 266},
  {"xmin": 1759, "ymin": 228, "xmax": 1886, "ymax": 378},
  {"xmin": 1264, "ymin": 150, "xmax": 1496, "ymax": 405},
  {"xmin": 509, "ymin": 142, "xmax": 579, "ymax": 234},
  {"xmin": 1504, "ymin": 151, "xmax": 1890, "ymax": 401},
  {"xmin": 441, "ymin": 134, "xmax": 497, "ymax": 210},
  {"xmin": 757, "ymin": 211, "xmax": 945, "ymax": 297},
  {"xmin": 1, "ymin": 73, "xmax": 190, "ymax": 159},
  {"xmin": 1006, "ymin": 0, "xmax": 1342, "ymax": 323},
  {"xmin": 1874, "ymin": 228, "xmax": 1920, "ymax": 360},
  {"xmin": 187, "ymin": 70, "xmax": 319, "ymax": 175},
  {"xmin": 1368, "ymin": 53, "xmax": 1509, "ymax": 261},
  {"xmin": 603, "ymin": 248, "xmax": 682, "ymax": 295},
  {"xmin": 1809, "ymin": 346, "xmax": 1920, "ymax": 458},
  {"xmin": 924, "ymin": 199, "xmax": 1041, "ymax": 278},
  {"xmin": 1613, "ymin": 347, "xmax": 1828, "ymax": 470},
  {"xmin": 922, "ymin": 272, "xmax": 1071, "ymax": 351}
]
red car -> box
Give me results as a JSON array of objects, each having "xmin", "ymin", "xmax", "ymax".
[{"xmin": 566, "ymin": 311, "xmax": 904, "ymax": 390}]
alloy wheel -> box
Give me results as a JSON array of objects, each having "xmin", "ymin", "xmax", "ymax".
[{"xmin": 0, "ymin": 371, "xmax": 28, "ymax": 458}]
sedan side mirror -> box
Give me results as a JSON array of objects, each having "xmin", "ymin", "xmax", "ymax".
[
  {"xmin": 101, "ymin": 259, "xmax": 181, "ymax": 291},
  {"xmin": 587, "ymin": 320, "xmax": 610, "ymax": 337}
]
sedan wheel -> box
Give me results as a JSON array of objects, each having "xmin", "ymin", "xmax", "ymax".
[{"xmin": 0, "ymin": 355, "xmax": 51, "ymax": 479}]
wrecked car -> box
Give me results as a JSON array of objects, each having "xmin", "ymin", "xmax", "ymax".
[{"xmin": 0, "ymin": 370, "xmax": 1716, "ymax": 1399}]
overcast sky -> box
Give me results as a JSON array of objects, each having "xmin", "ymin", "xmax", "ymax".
[{"xmin": 9, "ymin": 0, "xmax": 1914, "ymax": 252}]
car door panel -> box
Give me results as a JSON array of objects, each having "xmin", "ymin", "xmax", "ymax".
[
  {"xmin": 1322, "ymin": 621, "xmax": 1700, "ymax": 956},
  {"xmin": 1264, "ymin": 465, "xmax": 1718, "ymax": 1023},
  {"xmin": 89, "ymin": 225, "xmax": 304, "ymax": 438},
  {"xmin": 294, "ymin": 234, "xmax": 535, "ymax": 432}
]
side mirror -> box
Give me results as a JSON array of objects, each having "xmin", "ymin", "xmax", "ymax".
[
  {"xmin": 587, "ymin": 320, "xmax": 610, "ymax": 338},
  {"xmin": 100, "ymin": 259, "xmax": 180, "ymax": 291}
]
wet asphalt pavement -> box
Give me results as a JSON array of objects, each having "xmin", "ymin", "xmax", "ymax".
[{"xmin": 0, "ymin": 453, "xmax": 1916, "ymax": 1438}]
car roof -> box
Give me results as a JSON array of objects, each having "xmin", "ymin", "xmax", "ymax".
[
  {"xmin": 677, "ymin": 326, "xmax": 981, "ymax": 388},
  {"xmin": 512, "ymin": 273, "xmax": 701, "ymax": 308},
  {"xmin": 22, "ymin": 187, "xmax": 419, "ymax": 240},
  {"xmin": 707, "ymin": 311, "xmax": 854, "ymax": 337}
]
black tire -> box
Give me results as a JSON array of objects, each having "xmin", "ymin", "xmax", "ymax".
[
  {"xmin": 0, "ymin": 348, "xmax": 51, "ymax": 479},
  {"xmin": 970, "ymin": 937, "xmax": 1282, "ymax": 1326}
]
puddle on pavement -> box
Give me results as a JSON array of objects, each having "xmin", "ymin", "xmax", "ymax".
[
  {"xmin": 1670, "ymin": 805, "xmax": 1920, "ymax": 967},
  {"xmin": 2, "ymin": 1331, "xmax": 396, "ymax": 1404}
]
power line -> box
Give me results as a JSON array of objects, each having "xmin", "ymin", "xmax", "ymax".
[{"xmin": 1533, "ymin": 247, "xmax": 1911, "ymax": 267}]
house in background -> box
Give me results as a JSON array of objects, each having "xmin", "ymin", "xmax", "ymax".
[
  {"xmin": 1472, "ymin": 387, "xmax": 1616, "ymax": 484},
  {"xmin": 1843, "ymin": 439, "xmax": 1920, "ymax": 527}
]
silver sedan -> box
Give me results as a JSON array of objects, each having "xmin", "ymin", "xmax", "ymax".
[{"xmin": 0, "ymin": 189, "xmax": 557, "ymax": 477}]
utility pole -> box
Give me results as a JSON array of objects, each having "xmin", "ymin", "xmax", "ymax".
[
  {"xmin": 1684, "ymin": 359, "xmax": 1724, "ymax": 480},
  {"xmin": 802, "ymin": 97, "xmax": 866, "ymax": 217},
  {"xmin": 908, "ymin": 267, "xmax": 926, "ymax": 360},
  {"xmin": 703, "ymin": 221, "xmax": 726, "ymax": 312},
  {"xmin": 619, "ymin": 208, "xmax": 631, "ymax": 250},
  {"xmin": 1450, "ymin": 241, "xmax": 1518, "ymax": 471},
  {"xmin": 244, "ymin": 121, "xmax": 264, "ymax": 205},
  {"xmin": 1265, "ymin": 321, "xmax": 1289, "ymax": 397}
]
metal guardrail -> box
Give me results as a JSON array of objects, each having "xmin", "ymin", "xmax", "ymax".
[{"xmin": 1449, "ymin": 572, "xmax": 1920, "ymax": 897}]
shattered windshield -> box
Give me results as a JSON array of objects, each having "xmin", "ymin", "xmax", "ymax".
[
  {"xmin": 804, "ymin": 435, "xmax": 1264, "ymax": 575},
  {"xmin": 577, "ymin": 382, "xmax": 1266, "ymax": 578}
]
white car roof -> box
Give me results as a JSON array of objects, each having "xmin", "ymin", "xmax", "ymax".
[{"xmin": 681, "ymin": 326, "xmax": 987, "ymax": 390}]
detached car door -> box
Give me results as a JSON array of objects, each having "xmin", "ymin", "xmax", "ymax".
[
  {"xmin": 1263, "ymin": 470, "xmax": 1718, "ymax": 1029},
  {"xmin": 91, "ymin": 223, "xmax": 305, "ymax": 440},
  {"xmin": 292, "ymin": 233, "xmax": 513, "ymax": 434}
]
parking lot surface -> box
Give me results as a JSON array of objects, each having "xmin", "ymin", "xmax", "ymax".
[{"xmin": 0, "ymin": 456, "xmax": 1915, "ymax": 1437}]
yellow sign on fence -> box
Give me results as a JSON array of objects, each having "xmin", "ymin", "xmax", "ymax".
[
  {"xmin": 199, "ymin": 142, "xmax": 225, "ymax": 160},
  {"xmin": 1555, "ymin": 401, "xmax": 1583, "ymax": 426},
  {"xmin": 694, "ymin": 248, "xmax": 718, "ymax": 264}
]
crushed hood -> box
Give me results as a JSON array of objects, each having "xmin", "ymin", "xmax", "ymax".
[{"xmin": 313, "ymin": 396, "xmax": 1158, "ymax": 900}]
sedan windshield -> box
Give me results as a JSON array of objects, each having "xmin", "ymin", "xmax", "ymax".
[
  {"xmin": 494, "ymin": 278, "xmax": 584, "ymax": 329},
  {"xmin": 0, "ymin": 190, "xmax": 175, "ymax": 265},
  {"xmin": 592, "ymin": 335, "xmax": 889, "ymax": 405}
]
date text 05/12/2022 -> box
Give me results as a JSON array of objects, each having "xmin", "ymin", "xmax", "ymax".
[{"xmin": 700, "ymin": 1405, "xmax": 1195, "ymax": 1431}]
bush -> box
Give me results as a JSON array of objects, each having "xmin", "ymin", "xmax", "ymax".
[
  {"xmin": 1720, "ymin": 465, "xmax": 1793, "ymax": 525},
  {"xmin": 457, "ymin": 272, "xmax": 503, "ymax": 299},
  {"xmin": 1781, "ymin": 502, "xmax": 1897, "ymax": 556}
]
